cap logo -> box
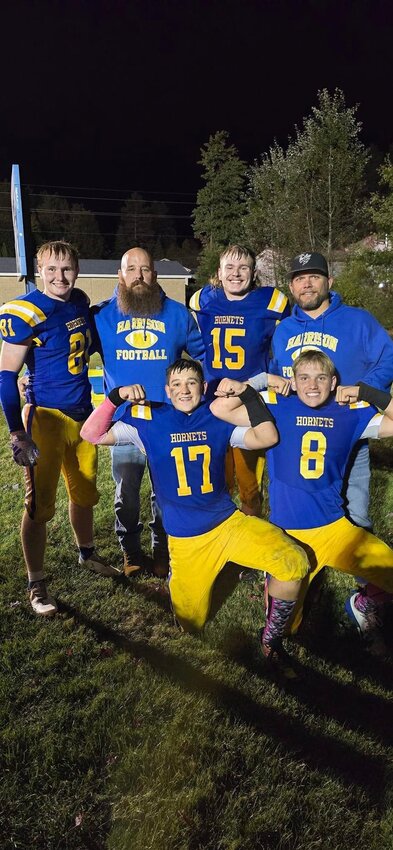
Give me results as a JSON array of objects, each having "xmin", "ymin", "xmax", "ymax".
[{"xmin": 298, "ymin": 253, "xmax": 311, "ymax": 265}]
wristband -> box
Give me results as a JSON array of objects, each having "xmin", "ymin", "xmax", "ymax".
[
  {"xmin": 356, "ymin": 382, "xmax": 392, "ymax": 411},
  {"xmin": 108, "ymin": 387, "xmax": 124, "ymax": 407},
  {"xmin": 239, "ymin": 385, "xmax": 275, "ymax": 427}
]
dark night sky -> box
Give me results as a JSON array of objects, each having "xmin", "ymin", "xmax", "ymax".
[{"xmin": 1, "ymin": 0, "xmax": 393, "ymax": 195}]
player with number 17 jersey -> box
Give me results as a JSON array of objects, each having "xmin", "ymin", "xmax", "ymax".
[
  {"xmin": 0, "ymin": 288, "xmax": 93, "ymax": 413},
  {"xmin": 112, "ymin": 401, "xmax": 240, "ymax": 536}
]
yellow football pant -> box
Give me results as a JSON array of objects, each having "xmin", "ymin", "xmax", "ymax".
[
  {"xmin": 285, "ymin": 517, "xmax": 393, "ymax": 633},
  {"xmin": 168, "ymin": 510, "xmax": 309, "ymax": 632},
  {"xmin": 23, "ymin": 405, "xmax": 99, "ymax": 523}
]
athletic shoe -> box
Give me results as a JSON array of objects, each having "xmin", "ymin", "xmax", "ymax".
[
  {"xmin": 239, "ymin": 568, "xmax": 259, "ymax": 583},
  {"xmin": 345, "ymin": 593, "xmax": 388, "ymax": 657},
  {"xmin": 258, "ymin": 628, "xmax": 299, "ymax": 679},
  {"xmin": 152, "ymin": 550, "xmax": 170, "ymax": 578},
  {"xmin": 123, "ymin": 552, "xmax": 145, "ymax": 577},
  {"xmin": 79, "ymin": 551, "xmax": 122, "ymax": 577},
  {"xmin": 29, "ymin": 580, "xmax": 58, "ymax": 616},
  {"xmin": 259, "ymin": 628, "xmax": 283, "ymax": 661}
]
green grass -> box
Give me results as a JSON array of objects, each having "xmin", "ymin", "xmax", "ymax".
[{"xmin": 0, "ymin": 417, "xmax": 393, "ymax": 850}]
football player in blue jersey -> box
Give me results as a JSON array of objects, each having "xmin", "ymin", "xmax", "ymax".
[
  {"xmin": 92, "ymin": 247, "xmax": 204, "ymax": 577},
  {"xmin": 213, "ymin": 350, "xmax": 393, "ymax": 655},
  {"xmin": 0, "ymin": 241, "xmax": 119, "ymax": 617},
  {"xmin": 190, "ymin": 245, "xmax": 290, "ymax": 517},
  {"xmin": 270, "ymin": 251, "xmax": 393, "ymax": 533},
  {"xmin": 80, "ymin": 358, "xmax": 309, "ymax": 660}
]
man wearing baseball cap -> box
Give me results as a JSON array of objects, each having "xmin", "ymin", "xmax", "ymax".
[{"xmin": 270, "ymin": 250, "xmax": 393, "ymax": 533}]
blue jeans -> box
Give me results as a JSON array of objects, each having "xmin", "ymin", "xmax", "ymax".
[
  {"xmin": 342, "ymin": 440, "xmax": 372, "ymax": 530},
  {"xmin": 111, "ymin": 443, "xmax": 167, "ymax": 557}
]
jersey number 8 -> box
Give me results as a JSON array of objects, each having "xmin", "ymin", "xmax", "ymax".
[{"xmin": 300, "ymin": 430, "xmax": 327, "ymax": 480}]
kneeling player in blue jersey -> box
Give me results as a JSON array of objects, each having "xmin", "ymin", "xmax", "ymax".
[
  {"xmin": 80, "ymin": 358, "xmax": 309, "ymax": 659},
  {"xmin": 0, "ymin": 241, "xmax": 120, "ymax": 617},
  {"xmin": 213, "ymin": 351, "xmax": 393, "ymax": 655}
]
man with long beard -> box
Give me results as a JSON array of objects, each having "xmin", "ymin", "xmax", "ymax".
[{"xmin": 92, "ymin": 247, "xmax": 204, "ymax": 576}]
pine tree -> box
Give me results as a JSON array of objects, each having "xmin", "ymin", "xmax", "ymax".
[{"xmin": 192, "ymin": 131, "xmax": 246, "ymax": 280}]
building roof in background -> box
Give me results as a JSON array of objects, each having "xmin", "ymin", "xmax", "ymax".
[{"xmin": 0, "ymin": 257, "xmax": 193, "ymax": 277}]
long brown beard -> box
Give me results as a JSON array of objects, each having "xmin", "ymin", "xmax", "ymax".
[{"xmin": 117, "ymin": 281, "xmax": 163, "ymax": 317}]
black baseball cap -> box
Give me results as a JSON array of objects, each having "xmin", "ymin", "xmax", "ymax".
[{"xmin": 290, "ymin": 252, "xmax": 329, "ymax": 279}]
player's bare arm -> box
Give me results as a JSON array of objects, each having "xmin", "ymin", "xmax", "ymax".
[
  {"xmin": 211, "ymin": 379, "xmax": 278, "ymax": 450},
  {"xmin": 117, "ymin": 384, "xmax": 146, "ymax": 403},
  {"xmin": 266, "ymin": 374, "xmax": 291, "ymax": 396},
  {"xmin": 0, "ymin": 338, "xmax": 32, "ymax": 379},
  {"xmin": 336, "ymin": 381, "xmax": 393, "ymax": 438},
  {"xmin": 210, "ymin": 379, "xmax": 251, "ymax": 426},
  {"xmin": 335, "ymin": 385, "xmax": 361, "ymax": 405},
  {"xmin": 242, "ymin": 370, "xmax": 291, "ymax": 396}
]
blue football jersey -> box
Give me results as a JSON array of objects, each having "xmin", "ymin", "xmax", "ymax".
[
  {"xmin": 190, "ymin": 285, "xmax": 289, "ymax": 397},
  {"xmin": 0, "ymin": 289, "xmax": 93, "ymax": 411},
  {"xmin": 119, "ymin": 402, "xmax": 237, "ymax": 537},
  {"xmin": 265, "ymin": 393, "xmax": 379, "ymax": 529}
]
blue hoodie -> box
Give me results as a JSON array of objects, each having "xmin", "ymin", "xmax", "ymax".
[
  {"xmin": 270, "ymin": 291, "xmax": 393, "ymax": 390},
  {"xmin": 91, "ymin": 288, "xmax": 204, "ymax": 402}
]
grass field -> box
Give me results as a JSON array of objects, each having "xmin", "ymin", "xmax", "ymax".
[{"xmin": 0, "ymin": 415, "xmax": 393, "ymax": 850}]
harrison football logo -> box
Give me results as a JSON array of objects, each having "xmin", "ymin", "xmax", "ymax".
[{"xmin": 125, "ymin": 330, "xmax": 159, "ymax": 349}]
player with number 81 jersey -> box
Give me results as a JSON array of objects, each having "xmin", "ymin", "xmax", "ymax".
[{"xmin": 0, "ymin": 288, "xmax": 93, "ymax": 412}]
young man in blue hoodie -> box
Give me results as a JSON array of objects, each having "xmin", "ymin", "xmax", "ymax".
[{"xmin": 270, "ymin": 252, "xmax": 393, "ymax": 531}]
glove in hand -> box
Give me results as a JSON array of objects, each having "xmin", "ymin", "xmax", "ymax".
[{"xmin": 10, "ymin": 431, "xmax": 39, "ymax": 467}]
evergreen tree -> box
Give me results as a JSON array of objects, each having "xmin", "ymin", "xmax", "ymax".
[
  {"xmin": 370, "ymin": 158, "xmax": 393, "ymax": 239},
  {"xmin": 244, "ymin": 89, "xmax": 368, "ymax": 276},
  {"xmin": 294, "ymin": 88, "xmax": 368, "ymax": 263},
  {"xmin": 192, "ymin": 131, "xmax": 246, "ymax": 278}
]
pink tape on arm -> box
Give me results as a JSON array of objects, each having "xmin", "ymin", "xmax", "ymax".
[{"xmin": 81, "ymin": 397, "xmax": 117, "ymax": 444}]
